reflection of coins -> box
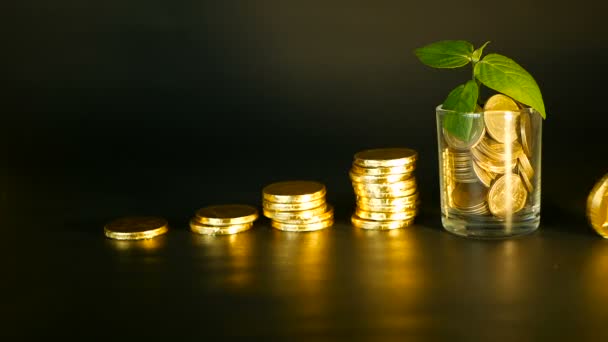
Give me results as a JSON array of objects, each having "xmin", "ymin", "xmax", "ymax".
[
  {"xmin": 190, "ymin": 220, "xmax": 253, "ymax": 235},
  {"xmin": 351, "ymin": 215, "xmax": 414, "ymax": 230},
  {"xmin": 271, "ymin": 218, "xmax": 334, "ymax": 232},
  {"xmin": 266, "ymin": 205, "xmax": 334, "ymax": 224},
  {"xmin": 587, "ymin": 174, "xmax": 608, "ymax": 238},
  {"xmin": 520, "ymin": 110, "xmax": 533, "ymax": 157},
  {"xmin": 484, "ymin": 94, "xmax": 520, "ymax": 143},
  {"xmin": 354, "ymin": 148, "xmax": 417, "ymax": 168},
  {"xmin": 263, "ymin": 181, "xmax": 326, "ymax": 203},
  {"xmin": 487, "ymin": 174, "xmax": 528, "ymax": 217},
  {"xmin": 263, "ymin": 197, "xmax": 326, "ymax": 212},
  {"xmin": 194, "ymin": 204, "xmax": 258, "ymax": 226},
  {"xmin": 104, "ymin": 216, "xmax": 169, "ymax": 240}
]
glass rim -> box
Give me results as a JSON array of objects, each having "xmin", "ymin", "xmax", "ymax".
[{"xmin": 436, "ymin": 104, "xmax": 538, "ymax": 116}]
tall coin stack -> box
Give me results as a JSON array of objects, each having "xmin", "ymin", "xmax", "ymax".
[
  {"xmin": 442, "ymin": 94, "xmax": 537, "ymax": 218},
  {"xmin": 350, "ymin": 148, "xmax": 419, "ymax": 230},
  {"xmin": 190, "ymin": 204, "xmax": 258, "ymax": 235},
  {"xmin": 263, "ymin": 180, "xmax": 334, "ymax": 232}
]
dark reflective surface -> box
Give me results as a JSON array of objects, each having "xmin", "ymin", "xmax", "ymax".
[{"xmin": 6, "ymin": 214, "xmax": 608, "ymax": 339}]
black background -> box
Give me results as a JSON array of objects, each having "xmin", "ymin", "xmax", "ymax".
[{"xmin": 4, "ymin": 0, "xmax": 608, "ymax": 339}]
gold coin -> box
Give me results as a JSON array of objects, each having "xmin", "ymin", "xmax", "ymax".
[
  {"xmin": 351, "ymin": 215, "xmax": 414, "ymax": 230},
  {"xmin": 520, "ymin": 110, "xmax": 533, "ymax": 157},
  {"xmin": 483, "ymin": 94, "xmax": 520, "ymax": 143},
  {"xmin": 271, "ymin": 218, "xmax": 334, "ymax": 232},
  {"xmin": 357, "ymin": 193, "xmax": 419, "ymax": 207},
  {"xmin": 262, "ymin": 181, "xmax": 326, "ymax": 203},
  {"xmin": 353, "ymin": 148, "xmax": 418, "ymax": 168},
  {"xmin": 352, "ymin": 178, "xmax": 416, "ymax": 193},
  {"xmin": 349, "ymin": 171, "xmax": 413, "ymax": 184},
  {"xmin": 104, "ymin": 216, "xmax": 169, "ymax": 240},
  {"xmin": 266, "ymin": 205, "xmax": 334, "ymax": 224},
  {"xmin": 263, "ymin": 204, "xmax": 328, "ymax": 221},
  {"xmin": 518, "ymin": 154, "xmax": 534, "ymax": 181},
  {"xmin": 356, "ymin": 201, "xmax": 419, "ymax": 213},
  {"xmin": 443, "ymin": 114, "xmax": 486, "ymax": 150},
  {"xmin": 350, "ymin": 164, "xmax": 415, "ymax": 176},
  {"xmin": 190, "ymin": 220, "xmax": 253, "ymax": 235},
  {"xmin": 472, "ymin": 160, "xmax": 495, "ymax": 187},
  {"xmin": 487, "ymin": 173, "xmax": 528, "ymax": 217},
  {"xmin": 194, "ymin": 204, "xmax": 258, "ymax": 226},
  {"xmin": 263, "ymin": 197, "xmax": 326, "ymax": 212},
  {"xmin": 518, "ymin": 168, "xmax": 534, "ymax": 194},
  {"xmin": 354, "ymin": 186, "xmax": 417, "ymax": 198},
  {"xmin": 587, "ymin": 174, "xmax": 608, "ymax": 237},
  {"xmin": 355, "ymin": 208, "xmax": 417, "ymax": 221},
  {"xmin": 451, "ymin": 182, "xmax": 488, "ymax": 210}
]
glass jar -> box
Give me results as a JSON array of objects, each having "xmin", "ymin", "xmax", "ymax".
[{"xmin": 436, "ymin": 105, "xmax": 542, "ymax": 238}]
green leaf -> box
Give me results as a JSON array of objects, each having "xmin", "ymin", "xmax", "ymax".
[
  {"xmin": 474, "ymin": 53, "xmax": 546, "ymax": 118},
  {"xmin": 414, "ymin": 40, "xmax": 474, "ymax": 68},
  {"xmin": 471, "ymin": 41, "xmax": 490, "ymax": 63},
  {"xmin": 442, "ymin": 80, "xmax": 479, "ymax": 140}
]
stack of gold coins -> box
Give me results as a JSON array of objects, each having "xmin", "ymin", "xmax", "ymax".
[
  {"xmin": 190, "ymin": 204, "xmax": 258, "ymax": 235},
  {"xmin": 263, "ymin": 180, "xmax": 334, "ymax": 232},
  {"xmin": 350, "ymin": 148, "xmax": 419, "ymax": 230},
  {"xmin": 442, "ymin": 94, "xmax": 535, "ymax": 218},
  {"xmin": 587, "ymin": 174, "xmax": 608, "ymax": 238},
  {"xmin": 104, "ymin": 216, "xmax": 169, "ymax": 240}
]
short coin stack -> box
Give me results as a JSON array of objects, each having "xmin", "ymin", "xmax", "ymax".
[
  {"xmin": 104, "ymin": 216, "xmax": 169, "ymax": 240},
  {"xmin": 190, "ymin": 204, "xmax": 258, "ymax": 235},
  {"xmin": 263, "ymin": 180, "xmax": 334, "ymax": 232},
  {"xmin": 442, "ymin": 94, "xmax": 536, "ymax": 218},
  {"xmin": 350, "ymin": 148, "xmax": 419, "ymax": 230}
]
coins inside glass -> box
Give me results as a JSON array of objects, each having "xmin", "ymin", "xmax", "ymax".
[
  {"xmin": 443, "ymin": 111, "xmax": 486, "ymax": 150},
  {"xmin": 190, "ymin": 220, "xmax": 253, "ymax": 235},
  {"xmin": 104, "ymin": 216, "xmax": 169, "ymax": 240},
  {"xmin": 262, "ymin": 180, "xmax": 326, "ymax": 203},
  {"xmin": 194, "ymin": 204, "xmax": 258, "ymax": 226},
  {"xmin": 483, "ymin": 94, "xmax": 520, "ymax": 143},
  {"xmin": 271, "ymin": 218, "xmax": 334, "ymax": 232},
  {"xmin": 519, "ymin": 110, "xmax": 533, "ymax": 157},
  {"xmin": 587, "ymin": 174, "xmax": 608, "ymax": 238},
  {"xmin": 354, "ymin": 148, "xmax": 418, "ymax": 168},
  {"xmin": 487, "ymin": 173, "xmax": 528, "ymax": 217}
]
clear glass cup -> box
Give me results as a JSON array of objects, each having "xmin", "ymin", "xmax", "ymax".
[{"xmin": 436, "ymin": 105, "xmax": 542, "ymax": 238}]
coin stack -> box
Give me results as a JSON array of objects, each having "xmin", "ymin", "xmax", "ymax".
[
  {"xmin": 263, "ymin": 180, "xmax": 334, "ymax": 232},
  {"xmin": 442, "ymin": 94, "xmax": 537, "ymax": 218},
  {"xmin": 190, "ymin": 204, "xmax": 258, "ymax": 235},
  {"xmin": 104, "ymin": 216, "xmax": 169, "ymax": 240},
  {"xmin": 350, "ymin": 148, "xmax": 419, "ymax": 230},
  {"xmin": 587, "ymin": 174, "xmax": 608, "ymax": 238}
]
